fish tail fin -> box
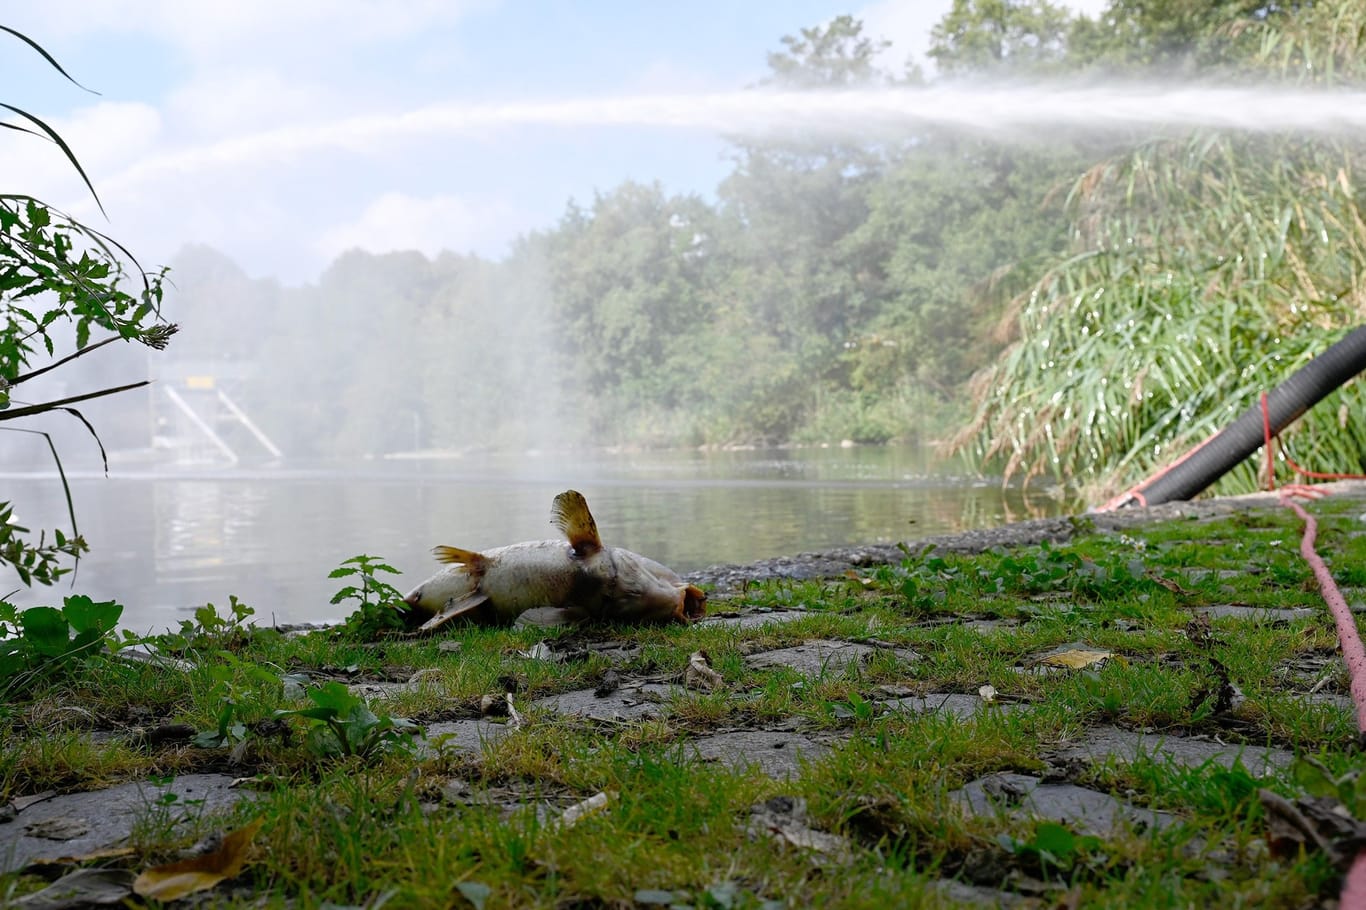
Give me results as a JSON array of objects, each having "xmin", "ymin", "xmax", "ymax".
[
  {"xmin": 433, "ymin": 546, "xmax": 486, "ymax": 571},
  {"xmin": 551, "ymin": 490, "xmax": 602, "ymax": 557}
]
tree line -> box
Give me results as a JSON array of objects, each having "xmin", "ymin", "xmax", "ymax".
[{"xmin": 158, "ymin": 1, "xmax": 1366, "ymax": 498}]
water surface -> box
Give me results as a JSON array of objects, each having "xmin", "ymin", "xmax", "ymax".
[{"xmin": 4, "ymin": 446, "xmax": 1078, "ymax": 632}]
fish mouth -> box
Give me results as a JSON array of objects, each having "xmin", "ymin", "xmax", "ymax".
[
  {"xmin": 403, "ymin": 589, "xmax": 422, "ymax": 608},
  {"xmin": 681, "ymin": 585, "xmax": 706, "ymax": 621}
]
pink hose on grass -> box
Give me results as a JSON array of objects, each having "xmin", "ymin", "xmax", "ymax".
[{"xmin": 1280, "ymin": 492, "xmax": 1366, "ymax": 907}]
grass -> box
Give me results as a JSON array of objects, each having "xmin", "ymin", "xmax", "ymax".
[{"xmin": 3, "ymin": 492, "xmax": 1366, "ymax": 907}]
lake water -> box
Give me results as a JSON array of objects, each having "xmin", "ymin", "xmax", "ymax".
[{"xmin": 4, "ymin": 446, "xmax": 1080, "ymax": 632}]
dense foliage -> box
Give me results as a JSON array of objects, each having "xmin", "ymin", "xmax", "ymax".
[
  {"xmin": 150, "ymin": 2, "xmax": 1366, "ymax": 499},
  {"xmin": 956, "ymin": 0, "xmax": 1366, "ymax": 497},
  {"xmin": 1, "ymin": 28, "xmax": 174, "ymax": 585}
]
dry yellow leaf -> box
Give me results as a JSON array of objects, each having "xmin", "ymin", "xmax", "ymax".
[
  {"xmin": 133, "ymin": 817, "xmax": 263, "ymax": 901},
  {"xmin": 684, "ymin": 650, "xmax": 724, "ymax": 691},
  {"xmin": 1037, "ymin": 648, "xmax": 1114, "ymax": 670}
]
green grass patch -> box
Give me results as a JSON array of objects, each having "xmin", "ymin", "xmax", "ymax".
[{"xmin": 2, "ymin": 496, "xmax": 1363, "ymax": 907}]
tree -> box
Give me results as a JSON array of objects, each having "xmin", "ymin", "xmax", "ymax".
[
  {"xmin": 764, "ymin": 14, "xmax": 891, "ymax": 88},
  {"xmin": 2, "ymin": 26, "xmax": 175, "ymax": 586},
  {"xmin": 928, "ymin": 0, "xmax": 1075, "ymax": 75},
  {"xmin": 1065, "ymin": 0, "xmax": 1274, "ymax": 72},
  {"xmin": 543, "ymin": 182, "xmax": 718, "ymax": 443}
]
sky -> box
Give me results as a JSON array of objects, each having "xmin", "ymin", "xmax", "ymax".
[{"xmin": 1, "ymin": 1, "xmax": 1108, "ymax": 284}]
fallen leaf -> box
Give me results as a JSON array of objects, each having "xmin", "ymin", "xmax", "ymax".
[
  {"xmin": 1035, "ymin": 648, "xmax": 1113, "ymax": 670},
  {"xmin": 519, "ymin": 642, "xmax": 555, "ymax": 661},
  {"xmin": 1259, "ymin": 788, "xmax": 1366, "ymax": 869},
  {"xmin": 133, "ymin": 817, "xmax": 264, "ymax": 901},
  {"xmin": 747, "ymin": 796, "xmax": 852, "ymax": 864},
  {"xmin": 455, "ymin": 881, "xmax": 491, "ymax": 909},
  {"xmin": 594, "ymin": 669, "xmax": 621, "ymax": 697},
  {"xmin": 10, "ymin": 790, "xmax": 57, "ymax": 814},
  {"xmin": 556, "ymin": 791, "xmax": 613, "ymax": 829},
  {"xmin": 14, "ymin": 868, "xmax": 134, "ymax": 909},
  {"xmin": 684, "ymin": 650, "xmax": 724, "ymax": 691},
  {"xmin": 27, "ymin": 846, "xmax": 137, "ymax": 870}
]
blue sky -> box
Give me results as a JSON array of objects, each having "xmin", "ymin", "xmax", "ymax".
[{"xmin": 1, "ymin": 1, "xmax": 1105, "ymax": 283}]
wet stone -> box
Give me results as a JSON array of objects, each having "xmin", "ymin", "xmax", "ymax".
[
  {"xmin": 1053, "ymin": 725, "xmax": 1295, "ymax": 776},
  {"xmin": 1181, "ymin": 568, "xmax": 1253, "ymax": 583},
  {"xmin": 879, "ymin": 693, "xmax": 1024, "ymax": 720},
  {"xmin": 700, "ymin": 609, "xmax": 809, "ymax": 629},
  {"xmin": 0, "ymin": 773, "xmax": 244, "ymax": 873},
  {"xmin": 1195, "ymin": 605, "xmax": 1315, "ymax": 622},
  {"xmin": 531, "ymin": 683, "xmax": 680, "ymax": 721},
  {"xmin": 961, "ymin": 617, "xmax": 1020, "ymax": 632},
  {"xmin": 686, "ymin": 730, "xmax": 829, "ymax": 779},
  {"xmin": 952, "ymin": 772, "xmax": 1177, "ymax": 836},
  {"xmin": 1292, "ymin": 692, "xmax": 1356, "ymax": 712},
  {"xmin": 930, "ymin": 879, "xmax": 1039, "ymax": 908},
  {"xmin": 421, "ymin": 719, "xmax": 511, "ymax": 757},
  {"xmin": 745, "ymin": 639, "xmax": 915, "ymax": 676}
]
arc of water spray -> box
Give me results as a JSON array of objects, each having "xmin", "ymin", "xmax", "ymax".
[{"xmin": 102, "ymin": 84, "xmax": 1366, "ymax": 196}]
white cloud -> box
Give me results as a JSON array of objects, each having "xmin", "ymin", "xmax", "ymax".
[
  {"xmin": 316, "ymin": 192, "xmax": 523, "ymax": 262},
  {"xmin": 859, "ymin": 0, "xmax": 948, "ymax": 76},
  {"xmin": 3, "ymin": 100, "xmax": 163, "ymax": 221},
  {"xmin": 163, "ymin": 69, "xmax": 341, "ymax": 138},
  {"xmin": 24, "ymin": 0, "xmax": 489, "ymax": 62}
]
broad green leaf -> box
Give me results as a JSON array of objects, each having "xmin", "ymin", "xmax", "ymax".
[
  {"xmin": 20, "ymin": 606, "xmax": 70, "ymax": 656},
  {"xmin": 62, "ymin": 594, "xmax": 121, "ymax": 635}
]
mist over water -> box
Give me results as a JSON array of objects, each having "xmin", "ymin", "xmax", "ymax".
[{"xmin": 3, "ymin": 447, "xmax": 1078, "ymax": 632}]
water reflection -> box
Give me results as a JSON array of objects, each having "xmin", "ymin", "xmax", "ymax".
[{"xmin": 3, "ymin": 446, "xmax": 1082, "ymax": 631}]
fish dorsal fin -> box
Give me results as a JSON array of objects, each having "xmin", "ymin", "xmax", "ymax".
[
  {"xmin": 551, "ymin": 490, "xmax": 602, "ymax": 557},
  {"xmin": 433, "ymin": 546, "xmax": 485, "ymax": 570}
]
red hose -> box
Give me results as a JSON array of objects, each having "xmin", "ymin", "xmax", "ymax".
[
  {"xmin": 1279, "ymin": 493, "xmax": 1366, "ymax": 736},
  {"xmin": 1280, "ymin": 491, "xmax": 1366, "ymax": 907}
]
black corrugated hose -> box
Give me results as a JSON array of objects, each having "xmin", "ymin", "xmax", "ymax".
[{"xmin": 1115, "ymin": 324, "xmax": 1366, "ymax": 508}]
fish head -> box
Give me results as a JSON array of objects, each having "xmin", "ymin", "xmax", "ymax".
[
  {"xmin": 401, "ymin": 564, "xmax": 485, "ymax": 623},
  {"xmin": 680, "ymin": 584, "xmax": 707, "ymax": 622},
  {"xmin": 604, "ymin": 548, "xmax": 707, "ymax": 624}
]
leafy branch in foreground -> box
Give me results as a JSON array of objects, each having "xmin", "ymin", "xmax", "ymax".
[
  {"xmin": 1, "ymin": 26, "xmax": 176, "ymax": 587},
  {"xmin": 331, "ymin": 554, "xmax": 411, "ymax": 639}
]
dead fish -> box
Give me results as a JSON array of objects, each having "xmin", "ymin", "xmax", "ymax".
[{"xmin": 402, "ymin": 490, "xmax": 706, "ymax": 632}]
